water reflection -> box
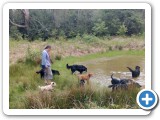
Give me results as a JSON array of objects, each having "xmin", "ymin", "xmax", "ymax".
[{"xmin": 78, "ymin": 56, "xmax": 145, "ymax": 87}]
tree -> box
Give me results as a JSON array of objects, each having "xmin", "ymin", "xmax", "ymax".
[
  {"xmin": 9, "ymin": 9, "xmax": 145, "ymax": 40},
  {"xmin": 9, "ymin": 9, "xmax": 30, "ymax": 30},
  {"xmin": 117, "ymin": 24, "xmax": 127, "ymax": 35},
  {"xmin": 92, "ymin": 19, "xmax": 108, "ymax": 36}
]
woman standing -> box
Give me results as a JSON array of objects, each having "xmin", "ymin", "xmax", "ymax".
[{"xmin": 41, "ymin": 45, "xmax": 53, "ymax": 84}]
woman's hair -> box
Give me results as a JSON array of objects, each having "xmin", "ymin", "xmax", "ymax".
[{"xmin": 44, "ymin": 45, "xmax": 51, "ymax": 49}]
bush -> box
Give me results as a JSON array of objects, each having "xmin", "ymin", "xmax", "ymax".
[
  {"xmin": 82, "ymin": 34, "xmax": 98, "ymax": 42},
  {"xmin": 25, "ymin": 46, "xmax": 41, "ymax": 65},
  {"xmin": 9, "ymin": 26, "xmax": 23, "ymax": 40},
  {"xmin": 92, "ymin": 19, "xmax": 108, "ymax": 36},
  {"xmin": 17, "ymin": 58, "xmax": 25, "ymax": 63},
  {"xmin": 117, "ymin": 24, "xmax": 127, "ymax": 35},
  {"xmin": 55, "ymin": 54, "xmax": 62, "ymax": 60},
  {"xmin": 115, "ymin": 45, "xmax": 123, "ymax": 51},
  {"xmin": 108, "ymin": 46, "xmax": 113, "ymax": 51}
]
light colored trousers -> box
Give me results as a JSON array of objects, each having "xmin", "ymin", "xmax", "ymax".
[{"xmin": 44, "ymin": 67, "xmax": 53, "ymax": 80}]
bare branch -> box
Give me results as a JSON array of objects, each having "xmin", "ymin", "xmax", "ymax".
[
  {"xmin": 32, "ymin": 18, "xmax": 48, "ymax": 31},
  {"xmin": 9, "ymin": 18, "xmax": 26, "ymax": 28}
]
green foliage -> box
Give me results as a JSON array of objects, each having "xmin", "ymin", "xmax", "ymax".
[
  {"xmin": 9, "ymin": 26, "xmax": 23, "ymax": 40},
  {"xmin": 55, "ymin": 54, "xmax": 62, "ymax": 61},
  {"xmin": 101, "ymin": 9, "xmax": 144, "ymax": 36},
  {"xmin": 82, "ymin": 34, "xmax": 98, "ymax": 42},
  {"xmin": 124, "ymin": 16, "xmax": 144, "ymax": 35},
  {"xmin": 9, "ymin": 49, "xmax": 144, "ymax": 109},
  {"xmin": 92, "ymin": 19, "xmax": 108, "ymax": 36},
  {"xmin": 117, "ymin": 24, "xmax": 128, "ymax": 35},
  {"xmin": 108, "ymin": 46, "xmax": 113, "ymax": 51},
  {"xmin": 9, "ymin": 9, "xmax": 145, "ymax": 40},
  {"xmin": 25, "ymin": 46, "xmax": 41, "ymax": 65},
  {"xmin": 51, "ymin": 29, "xmax": 58, "ymax": 39},
  {"xmin": 115, "ymin": 45, "xmax": 123, "ymax": 51}
]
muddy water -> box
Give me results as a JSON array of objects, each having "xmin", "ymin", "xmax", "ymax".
[{"xmin": 78, "ymin": 56, "xmax": 145, "ymax": 87}]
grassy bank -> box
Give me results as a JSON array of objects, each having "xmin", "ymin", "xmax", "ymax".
[
  {"xmin": 9, "ymin": 35, "xmax": 144, "ymax": 64},
  {"xmin": 9, "ymin": 49, "xmax": 144, "ymax": 109}
]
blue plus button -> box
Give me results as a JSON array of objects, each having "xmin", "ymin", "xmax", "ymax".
[{"xmin": 137, "ymin": 89, "xmax": 158, "ymax": 110}]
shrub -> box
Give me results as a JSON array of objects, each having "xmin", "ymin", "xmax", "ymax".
[
  {"xmin": 9, "ymin": 26, "xmax": 23, "ymax": 40},
  {"xmin": 82, "ymin": 34, "xmax": 98, "ymax": 42},
  {"xmin": 25, "ymin": 46, "xmax": 41, "ymax": 65},
  {"xmin": 55, "ymin": 54, "xmax": 62, "ymax": 60},
  {"xmin": 92, "ymin": 19, "xmax": 108, "ymax": 36},
  {"xmin": 108, "ymin": 46, "xmax": 113, "ymax": 51},
  {"xmin": 118, "ymin": 46, "xmax": 123, "ymax": 51},
  {"xmin": 17, "ymin": 58, "xmax": 25, "ymax": 63},
  {"xmin": 117, "ymin": 24, "xmax": 128, "ymax": 36},
  {"xmin": 115, "ymin": 45, "xmax": 123, "ymax": 51}
]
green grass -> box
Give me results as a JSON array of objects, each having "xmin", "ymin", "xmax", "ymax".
[
  {"xmin": 9, "ymin": 35, "xmax": 144, "ymax": 109},
  {"xmin": 51, "ymin": 50, "xmax": 144, "ymax": 68},
  {"xmin": 24, "ymin": 86, "xmax": 140, "ymax": 109},
  {"xmin": 9, "ymin": 50, "xmax": 144, "ymax": 109}
]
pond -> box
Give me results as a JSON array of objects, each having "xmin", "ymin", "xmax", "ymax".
[{"xmin": 78, "ymin": 55, "xmax": 145, "ymax": 87}]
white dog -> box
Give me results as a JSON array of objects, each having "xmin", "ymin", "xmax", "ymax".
[{"xmin": 38, "ymin": 82, "xmax": 56, "ymax": 92}]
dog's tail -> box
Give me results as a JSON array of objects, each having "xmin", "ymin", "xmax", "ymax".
[
  {"xmin": 127, "ymin": 67, "xmax": 133, "ymax": 72},
  {"xmin": 108, "ymin": 85, "xmax": 113, "ymax": 88},
  {"xmin": 66, "ymin": 64, "xmax": 71, "ymax": 69},
  {"xmin": 36, "ymin": 71, "xmax": 40, "ymax": 74},
  {"xmin": 111, "ymin": 74, "xmax": 114, "ymax": 80}
]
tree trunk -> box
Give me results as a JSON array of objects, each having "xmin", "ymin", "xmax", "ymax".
[
  {"xmin": 22, "ymin": 9, "xmax": 29, "ymax": 30},
  {"xmin": 10, "ymin": 9, "xmax": 30, "ymax": 32}
]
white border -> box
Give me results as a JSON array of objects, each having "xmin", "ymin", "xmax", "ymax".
[{"xmin": 3, "ymin": 3, "xmax": 151, "ymax": 115}]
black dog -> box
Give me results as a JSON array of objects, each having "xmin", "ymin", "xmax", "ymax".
[
  {"xmin": 108, "ymin": 83, "xmax": 128, "ymax": 91},
  {"xmin": 110, "ymin": 74, "xmax": 120, "ymax": 84},
  {"xmin": 127, "ymin": 66, "xmax": 140, "ymax": 78},
  {"xmin": 66, "ymin": 64, "xmax": 87, "ymax": 74},
  {"xmin": 119, "ymin": 78, "xmax": 141, "ymax": 88},
  {"xmin": 108, "ymin": 74, "xmax": 120, "ymax": 91},
  {"xmin": 108, "ymin": 74, "xmax": 141, "ymax": 91},
  {"xmin": 36, "ymin": 69, "xmax": 60, "ymax": 79},
  {"xmin": 108, "ymin": 78, "xmax": 142, "ymax": 91}
]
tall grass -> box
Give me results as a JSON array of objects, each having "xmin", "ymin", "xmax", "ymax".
[
  {"xmin": 24, "ymin": 85, "xmax": 140, "ymax": 109},
  {"xmin": 9, "ymin": 37, "xmax": 144, "ymax": 108},
  {"xmin": 9, "ymin": 48, "xmax": 143, "ymax": 109},
  {"xmin": 9, "ymin": 36, "xmax": 144, "ymax": 64}
]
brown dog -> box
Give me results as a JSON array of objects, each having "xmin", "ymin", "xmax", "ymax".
[{"xmin": 77, "ymin": 73, "xmax": 93, "ymax": 85}]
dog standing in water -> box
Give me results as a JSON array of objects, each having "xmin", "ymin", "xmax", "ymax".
[
  {"xmin": 127, "ymin": 66, "xmax": 140, "ymax": 78},
  {"xmin": 77, "ymin": 73, "xmax": 93, "ymax": 86}
]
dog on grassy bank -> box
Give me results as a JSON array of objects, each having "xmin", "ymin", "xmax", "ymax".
[
  {"xmin": 38, "ymin": 82, "xmax": 56, "ymax": 92},
  {"xmin": 66, "ymin": 63, "xmax": 87, "ymax": 74},
  {"xmin": 36, "ymin": 69, "xmax": 60, "ymax": 79}
]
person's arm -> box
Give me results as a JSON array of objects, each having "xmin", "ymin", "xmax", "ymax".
[
  {"xmin": 50, "ymin": 59, "xmax": 53, "ymax": 64},
  {"xmin": 42, "ymin": 51, "xmax": 47, "ymax": 68}
]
